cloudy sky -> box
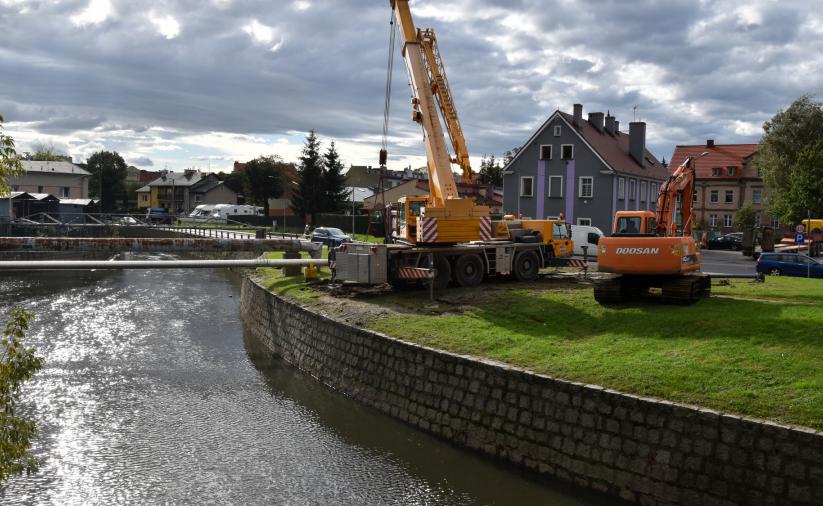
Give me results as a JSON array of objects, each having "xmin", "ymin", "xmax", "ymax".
[{"xmin": 1, "ymin": 0, "xmax": 821, "ymax": 173}]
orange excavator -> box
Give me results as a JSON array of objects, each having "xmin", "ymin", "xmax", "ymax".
[{"xmin": 594, "ymin": 156, "xmax": 711, "ymax": 304}]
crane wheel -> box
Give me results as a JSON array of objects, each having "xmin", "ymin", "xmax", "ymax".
[
  {"xmin": 454, "ymin": 254, "xmax": 484, "ymax": 287},
  {"xmin": 430, "ymin": 255, "xmax": 452, "ymax": 290},
  {"xmin": 513, "ymin": 250, "xmax": 540, "ymax": 281}
]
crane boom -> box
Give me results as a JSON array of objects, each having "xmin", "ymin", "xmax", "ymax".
[{"xmin": 391, "ymin": 0, "xmax": 460, "ymax": 207}]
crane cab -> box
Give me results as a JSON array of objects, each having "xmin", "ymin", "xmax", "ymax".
[{"xmin": 395, "ymin": 196, "xmax": 428, "ymax": 243}]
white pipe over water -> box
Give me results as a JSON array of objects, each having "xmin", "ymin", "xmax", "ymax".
[{"xmin": 0, "ymin": 258, "xmax": 327, "ymax": 270}]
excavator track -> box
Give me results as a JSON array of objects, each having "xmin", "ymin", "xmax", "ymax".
[
  {"xmin": 593, "ymin": 277, "xmax": 625, "ymax": 304},
  {"xmin": 594, "ymin": 274, "xmax": 711, "ymax": 305},
  {"xmin": 661, "ymin": 274, "xmax": 711, "ymax": 304}
]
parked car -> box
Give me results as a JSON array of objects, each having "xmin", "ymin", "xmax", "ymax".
[
  {"xmin": 756, "ymin": 252, "xmax": 823, "ymax": 278},
  {"xmin": 571, "ymin": 225, "xmax": 603, "ymax": 257},
  {"xmin": 310, "ymin": 227, "xmax": 352, "ymax": 247},
  {"xmin": 145, "ymin": 208, "xmax": 172, "ymax": 224},
  {"xmin": 706, "ymin": 233, "xmax": 743, "ymax": 250}
]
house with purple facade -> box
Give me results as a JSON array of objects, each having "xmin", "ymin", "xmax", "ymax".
[{"xmin": 502, "ymin": 103, "xmax": 668, "ymax": 233}]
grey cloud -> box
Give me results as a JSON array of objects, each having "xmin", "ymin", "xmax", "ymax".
[
  {"xmin": 130, "ymin": 156, "xmax": 154, "ymax": 166},
  {"xmin": 0, "ymin": 0, "xmax": 820, "ymax": 165}
]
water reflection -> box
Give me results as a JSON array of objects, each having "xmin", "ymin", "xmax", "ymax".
[{"xmin": 0, "ymin": 261, "xmax": 608, "ymax": 505}]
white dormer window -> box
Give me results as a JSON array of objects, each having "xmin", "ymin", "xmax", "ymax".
[{"xmin": 553, "ymin": 125, "xmax": 562, "ymax": 137}]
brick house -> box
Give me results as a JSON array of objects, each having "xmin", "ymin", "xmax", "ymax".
[
  {"xmin": 502, "ymin": 104, "xmax": 668, "ymax": 232},
  {"xmin": 8, "ymin": 160, "xmax": 90, "ymax": 198},
  {"xmin": 668, "ymin": 141, "xmax": 776, "ymax": 235}
]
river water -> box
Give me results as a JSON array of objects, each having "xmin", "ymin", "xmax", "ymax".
[{"xmin": 0, "ymin": 258, "xmax": 608, "ymax": 505}]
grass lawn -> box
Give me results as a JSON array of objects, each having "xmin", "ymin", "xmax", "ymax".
[
  {"xmin": 253, "ymin": 266, "xmax": 823, "ymax": 430},
  {"xmin": 712, "ymin": 276, "xmax": 823, "ymax": 303}
]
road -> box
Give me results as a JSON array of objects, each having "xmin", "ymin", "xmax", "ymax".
[{"xmin": 700, "ymin": 249, "xmax": 758, "ymax": 276}]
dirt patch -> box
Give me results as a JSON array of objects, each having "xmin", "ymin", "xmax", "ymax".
[{"xmin": 299, "ymin": 271, "xmax": 594, "ymax": 327}]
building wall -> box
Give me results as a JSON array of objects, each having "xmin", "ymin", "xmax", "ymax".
[
  {"xmin": 9, "ymin": 172, "xmax": 89, "ymax": 198},
  {"xmin": 137, "ymin": 191, "xmax": 150, "ymax": 208},
  {"xmin": 198, "ymin": 185, "xmax": 237, "ymax": 206},
  {"xmin": 503, "ymin": 117, "xmax": 617, "ymax": 232},
  {"xmin": 240, "ymin": 274, "xmax": 823, "ymax": 506}
]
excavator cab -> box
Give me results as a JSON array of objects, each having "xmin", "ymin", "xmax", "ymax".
[{"xmin": 612, "ymin": 211, "xmax": 657, "ymax": 237}]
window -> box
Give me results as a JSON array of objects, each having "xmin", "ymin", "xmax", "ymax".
[
  {"xmin": 710, "ymin": 190, "xmax": 719, "ymax": 203},
  {"xmin": 757, "ymin": 167, "xmax": 763, "ymax": 178},
  {"xmin": 520, "ymin": 176, "xmax": 533, "ymax": 197},
  {"xmin": 578, "ymin": 176, "xmax": 593, "ymax": 198},
  {"xmin": 692, "ymin": 190, "xmax": 697, "ymax": 202},
  {"xmin": 640, "ymin": 181, "xmax": 647, "ymax": 202},
  {"xmin": 709, "ymin": 214, "xmax": 718, "ymax": 227},
  {"xmin": 141, "ymin": 194, "xmax": 148, "ymax": 202},
  {"xmin": 628, "ymin": 179, "xmax": 636, "ymax": 200},
  {"xmin": 12, "ymin": 185, "xmax": 19, "ymax": 191},
  {"xmin": 539, "ymin": 145, "xmax": 552, "ymax": 160},
  {"xmin": 754, "ymin": 213, "xmax": 761, "ymax": 227},
  {"xmin": 37, "ymin": 185, "xmax": 44, "ymax": 193},
  {"xmin": 724, "ymin": 190, "xmax": 734, "ymax": 203},
  {"xmin": 577, "ymin": 217, "xmax": 591, "ymax": 226},
  {"xmin": 617, "ymin": 177, "xmax": 625, "ymax": 199},
  {"xmin": 553, "ymin": 125, "xmax": 561, "ymax": 137},
  {"xmin": 651, "ymin": 183, "xmax": 658, "ymax": 200},
  {"xmin": 60, "ymin": 186, "xmax": 70, "ymax": 197},
  {"xmin": 727, "ymin": 167, "xmax": 736, "ymax": 176},
  {"xmin": 552, "ymin": 223, "xmax": 570, "ymax": 239},
  {"xmin": 195, "ymin": 194, "xmax": 202, "ymax": 202},
  {"xmin": 548, "ymin": 175, "xmax": 563, "ymax": 198},
  {"xmin": 560, "ymin": 144, "xmax": 574, "ymax": 160},
  {"xmin": 712, "ymin": 168, "xmax": 721, "ymax": 177},
  {"xmin": 753, "ymin": 189, "xmax": 762, "ymax": 205},
  {"xmin": 616, "ymin": 216, "xmax": 642, "ymax": 234},
  {"xmin": 724, "ymin": 214, "xmax": 732, "ymax": 227},
  {"xmin": 770, "ymin": 217, "xmax": 780, "ymax": 228}
]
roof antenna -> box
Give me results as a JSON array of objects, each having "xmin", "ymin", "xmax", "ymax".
[{"xmin": 633, "ymin": 105, "xmax": 638, "ymax": 121}]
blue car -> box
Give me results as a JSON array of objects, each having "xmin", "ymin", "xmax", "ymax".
[{"xmin": 756, "ymin": 252, "xmax": 823, "ymax": 278}]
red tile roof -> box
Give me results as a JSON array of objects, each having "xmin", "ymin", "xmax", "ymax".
[
  {"xmin": 669, "ymin": 143, "xmax": 759, "ymax": 178},
  {"xmin": 558, "ymin": 112, "xmax": 668, "ymax": 180}
]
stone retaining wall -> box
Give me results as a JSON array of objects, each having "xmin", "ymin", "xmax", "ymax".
[{"xmin": 240, "ymin": 275, "xmax": 823, "ymax": 506}]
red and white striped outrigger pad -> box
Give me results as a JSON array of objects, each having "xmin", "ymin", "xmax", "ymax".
[
  {"xmin": 420, "ymin": 217, "xmax": 438, "ymax": 242},
  {"xmin": 565, "ymin": 258, "xmax": 587, "ymax": 268},
  {"xmin": 479, "ymin": 216, "xmax": 493, "ymax": 241},
  {"xmin": 397, "ymin": 267, "xmax": 435, "ymax": 280}
]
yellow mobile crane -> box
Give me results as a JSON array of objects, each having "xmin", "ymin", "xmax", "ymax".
[{"xmin": 331, "ymin": 1, "xmax": 574, "ymax": 289}]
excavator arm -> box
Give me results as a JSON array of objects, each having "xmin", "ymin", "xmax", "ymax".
[{"xmin": 656, "ymin": 157, "xmax": 696, "ymax": 237}]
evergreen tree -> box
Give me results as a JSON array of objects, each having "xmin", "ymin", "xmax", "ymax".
[
  {"xmin": 322, "ymin": 141, "xmax": 349, "ymax": 213},
  {"xmin": 477, "ymin": 154, "xmax": 503, "ymax": 186},
  {"xmin": 291, "ymin": 130, "xmax": 325, "ymax": 223}
]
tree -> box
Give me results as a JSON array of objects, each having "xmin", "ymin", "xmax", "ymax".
[
  {"xmin": 87, "ymin": 151, "xmax": 128, "ymax": 213},
  {"xmin": 735, "ymin": 204, "xmax": 757, "ymax": 230},
  {"xmin": 0, "ymin": 113, "xmax": 24, "ymax": 196},
  {"xmin": 477, "ymin": 154, "xmax": 503, "ymax": 186},
  {"xmin": 244, "ymin": 155, "xmax": 285, "ymax": 216},
  {"xmin": 502, "ymin": 147, "xmax": 521, "ymax": 167},
  {"xmin": 217, "ymin": 171, "xmax": 246, "ymax": 195},
  {"xmin": 291, "ymin": 131, "xmax": 325, "ymax": 223},
  {"xmin": 0, "ymin": 308, "xmax": 43, "ymax": 482},
  {"xmin": 756, "ymin": 95, "xmax": 823, "ymax": 224},
  {"xmin": 29, "ymin": 141, "xmax": 69, "ymax": 162},
  {"xmin": 322, "ymin": 141, "xmax": 349, "ymax": 213}
]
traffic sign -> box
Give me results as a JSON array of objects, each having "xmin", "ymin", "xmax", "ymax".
[
  {"xmin": 795, "ymin": 232, "xmax": 806, "ymax": 244},
  {"xmin": 796, "ymin": 224, "xmax": 806, "ymax": 233}
]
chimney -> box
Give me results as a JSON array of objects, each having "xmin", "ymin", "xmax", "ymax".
[
  {"xmin": 629, "ymin": 122, "xmax": 647, "ymax": 165},
  {"xmin": 614, "ymin": 120, "xmax": 620, "ymax": 135},
  {"xmin": 588, "ymin": 112, "xmax": 604, "ymax": 132},
  {"xmin": 706, "ymin": 139, "xmax": 715, "ymax": 148},
  {"xmin": 573, "ymin": 103, "xmax": 583, "ymax": 128},
  {"xmin": 605, "ymin": 113, "xmax": 615, "ymax": 136}
]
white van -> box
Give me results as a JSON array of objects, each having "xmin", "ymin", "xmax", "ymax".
[
  {"xmin": 571, "ymin": 224, "xmax": 604, "ymax": 257},
  {"xmin": 186, "ymin": 204, "xmax": 263, "ymax": 223}
]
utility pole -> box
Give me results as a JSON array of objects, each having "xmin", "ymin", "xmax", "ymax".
[{"xmin": 351, "ymin": 187, "xmax": 356, "ymax": 240}]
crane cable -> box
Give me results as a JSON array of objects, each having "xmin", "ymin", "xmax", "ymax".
[{"xmin": 380, "ymin": 12, "xmax": 396, "ymax": 164}]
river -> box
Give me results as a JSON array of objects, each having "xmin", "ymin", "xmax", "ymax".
[{"xmin": 0, "ymin": 258, "xmax": 608, "ymax": 505}]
